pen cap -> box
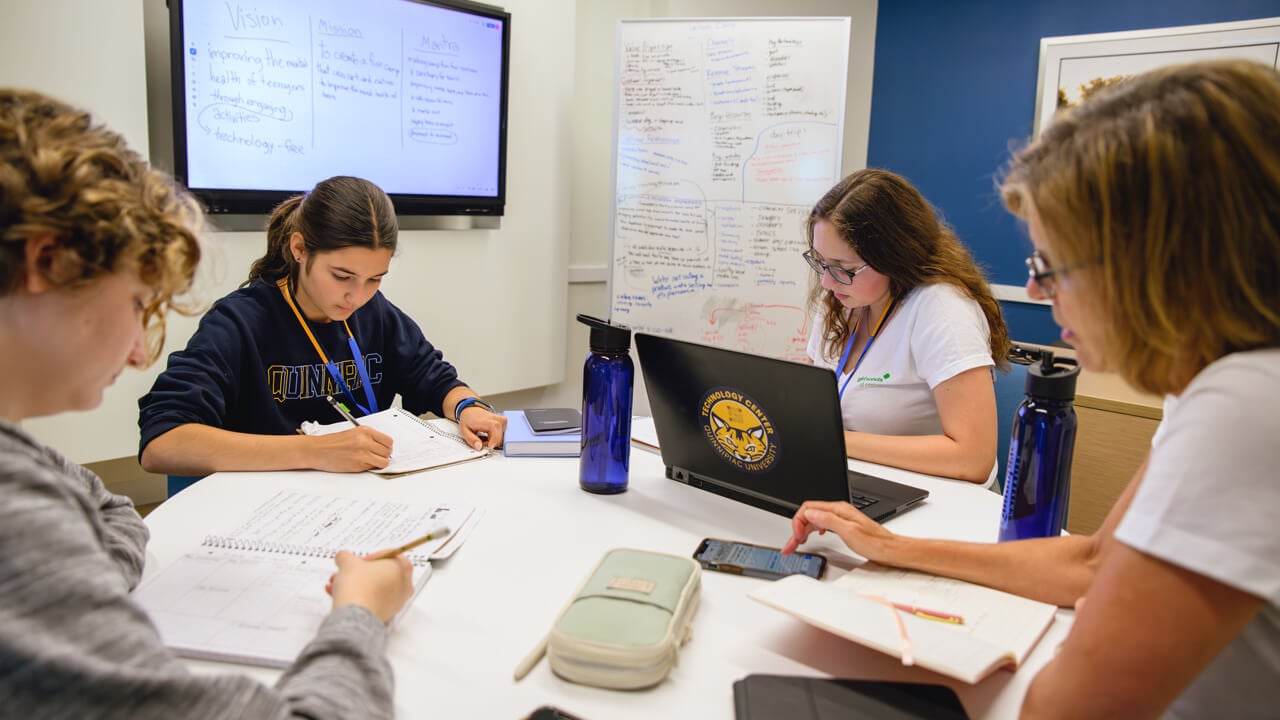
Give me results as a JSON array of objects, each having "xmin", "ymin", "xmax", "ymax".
[{"xmin": 577, "ymin": 314, "xmax": 632, "ymax": 353}]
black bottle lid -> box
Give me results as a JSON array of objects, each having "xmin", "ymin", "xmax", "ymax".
[
  {"xmin": 1024, "ymin": 349, "xmax": 1080, "ymax": 402},
  {"xmin": 577, "ymin": 314, "xmax": 632, "ymax": 353}
]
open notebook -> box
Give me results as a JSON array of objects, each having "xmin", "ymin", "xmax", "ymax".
[
  {"xmin": 300, "ymin": 407, "xmax": 489, "ymax": 475},
  {"xmin": 750, "ymin": 564, "xmax": 1058, "ymax": 684},
  {"xmin": 133, "ymin": 490, "xmax": 480, "ymax": 668}
]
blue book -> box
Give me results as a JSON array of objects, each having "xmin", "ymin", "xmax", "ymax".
[{"xmin": 503, "ymin": 410, "xmax": 581, "ymax": 457}]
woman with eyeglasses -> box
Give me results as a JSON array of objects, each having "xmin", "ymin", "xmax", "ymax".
[
  {"xmin": 139, "ymin": 175, "xmax": 506, "ymax": 480},
  {"xmin": 785, "ymin": 60, "xmax": 1280, "ymax": 717},
  {"xmin": 0, "ymin": 89, "xmax": 413, "ymax": 718},
  {"xmin": 803, "ymin": 168, "xmax": 1010, "ymax": 483}
]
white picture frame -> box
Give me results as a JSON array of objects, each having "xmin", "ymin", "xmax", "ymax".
[{"xmin": 1034, "ymin": 16, "xmax": 1280, "ymax": 135}]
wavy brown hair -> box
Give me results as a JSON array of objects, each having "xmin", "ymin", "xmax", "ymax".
[
  {"xmin": 806, "ymin": 168, "xmax": 1010, "ymax": 369},
  {"xmin": 0, "ymin": 88, "xmax": 202, "ymax": 364},
  {"xmin": 244, "ymin": 175, "xmax": 398, "ymax": 286},
  {"xmin": 1002, "ymin": 60, "xmax": 1280, "ymax": 396}
]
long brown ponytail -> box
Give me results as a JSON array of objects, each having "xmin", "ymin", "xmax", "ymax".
[{"xmin": 243, "ymin": 175, "xmax": 398, "ymax": 287}]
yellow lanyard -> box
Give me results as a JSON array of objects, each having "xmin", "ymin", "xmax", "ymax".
[{"xmin": 276, "ymin": 277, "xmax": 377, "ymax": 414}]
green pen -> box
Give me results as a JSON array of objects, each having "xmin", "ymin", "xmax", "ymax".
[{"xmin": 325, "ymin": 394, "xmax": 361, "ymax": 427}]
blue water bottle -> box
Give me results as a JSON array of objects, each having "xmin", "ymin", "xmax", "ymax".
[
  {"xmin": 999, "ymin": 350, "xmax": 1080, "ymax": 541},
  {"xmin": 576, "ymin": 314, "xmax": 633, "ymax": 494}
]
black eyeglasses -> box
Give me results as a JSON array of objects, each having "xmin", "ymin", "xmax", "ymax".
[
  {"xmin": 802, "ymin": 250, "xmax": 870, "ymax": 286},
  {"xmin": 1025, "ymin": 250, "xmax": 1081, "ymax": 299}
]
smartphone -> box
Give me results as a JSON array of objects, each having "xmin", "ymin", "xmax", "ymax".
[{"xmin": 693, "ymin": 538, "xmax": 826, "ymax": 580}]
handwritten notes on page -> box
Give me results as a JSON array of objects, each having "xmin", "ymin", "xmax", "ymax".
[
  {"xmin": 610, "ymin": 18, "xmax": 851, "ymax": 360},
  {"xmin": 300, "ymin": 408, "xmax": 489, "ymax": 475},
  {"xmin": 133, "ymin": 491, "xmax": 481, "ymax": 667}
]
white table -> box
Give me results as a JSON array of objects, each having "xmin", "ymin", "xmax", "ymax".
[{"xmin": 143, "ymin": 443, "xmax": 1072, "ymax": 719}]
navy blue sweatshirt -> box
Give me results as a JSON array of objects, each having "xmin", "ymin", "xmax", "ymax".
[{"xmin": 139, "ymin": 279, "xmax": 466, "ymax": 454}]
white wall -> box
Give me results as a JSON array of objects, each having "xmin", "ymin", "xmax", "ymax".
[
  {"xmin": 4, "ymin": 0, "xmax": 576, "ymax": 463},
  {"xmin": 2, "ymin": 0, "xmax": 876, "ymax": 461},
  {"xmin": 491, "ymin": 0, "xmax": 879, "ymax": 417}
]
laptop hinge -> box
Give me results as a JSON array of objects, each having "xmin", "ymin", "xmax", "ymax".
[{"xmin": 668, "ymin": 465, "xmax": 800, "ymax": 512}]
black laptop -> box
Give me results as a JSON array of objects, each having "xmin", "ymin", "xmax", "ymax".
[{"xmin": 635, "ymin": 333, "xmax": 929, "ymax": 522}]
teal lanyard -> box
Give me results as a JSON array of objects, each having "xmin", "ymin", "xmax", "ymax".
[
  {"xmin": 836, "ymin": 298, "xmax": 896, "ymax": 398},
  {"xmin": 277, "ymin": 277, "xmax": 379, "ymax": 416}
]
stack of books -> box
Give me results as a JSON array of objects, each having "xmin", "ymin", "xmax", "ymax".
[{"xmin": 503, "ymin": 409, "xmax": 581, "ymax": 457}]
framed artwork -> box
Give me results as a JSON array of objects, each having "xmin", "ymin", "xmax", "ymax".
[{"xmin": 1034, "ymin": 16, "xmax": 1280, "ymax": 135}]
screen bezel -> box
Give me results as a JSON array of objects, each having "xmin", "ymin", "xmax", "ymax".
[{"xmin": 167, "ymin": 0, "xmax": 510, "ymax": 216}]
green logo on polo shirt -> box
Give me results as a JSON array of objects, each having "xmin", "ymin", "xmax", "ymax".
[{"xmin": 856, "ymin": 372, "xmax": 891, "ymax": 384}]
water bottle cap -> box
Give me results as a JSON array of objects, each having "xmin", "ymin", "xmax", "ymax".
[
  {"xmin": 1024, "ymin": 350, "xmax": 1080, "ymax": 401},
  {"xmin": 576, "ymin": 313, "xmax": 632, "ymax": 352}
]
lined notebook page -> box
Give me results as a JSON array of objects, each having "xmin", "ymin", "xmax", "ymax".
[
  {"xmin": 300, "ymin": 408, "xmax": 488, "ymax": 474},
  {"xmin": 134, "ymin": 547, "xmax": 431, "ymax": 668},
  {"xmin": 133, "ymin": 490, "xmax": 482, "ymax": 667},
  {"xmin": 212, "ymin": 490, "xmax": 479, "ymax": 561}
]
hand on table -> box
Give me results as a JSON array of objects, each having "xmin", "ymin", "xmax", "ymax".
[
  {"xmin": 781, "ymin": 500, "xmax": 898, "ymax": 564},
  {"xmin": 458, "ymin": 407, "xmax": 507, "ymax": 450}
]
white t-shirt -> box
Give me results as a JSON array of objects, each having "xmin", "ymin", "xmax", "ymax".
[
  {"xmin": 1114, "ymin": 348, "xmax": 1280, "ymax": 718},
  {"xmin": 806, "ymin": 282, "xmax": 994, "ymax": 436}
]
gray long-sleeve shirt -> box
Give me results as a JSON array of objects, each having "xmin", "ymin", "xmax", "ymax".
[{"xmin": 0, "ymin": 420, "xmax": 396, "ymax": 719}]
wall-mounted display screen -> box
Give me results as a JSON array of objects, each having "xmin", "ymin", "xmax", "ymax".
[{"xmin": 170, "ymin": 0, "xmax": 509, "ymax": 215}]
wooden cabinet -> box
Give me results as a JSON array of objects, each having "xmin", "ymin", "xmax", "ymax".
[
  {"xmin": 1012, "ymin": 343, "xmax": 1162, "ymax": 535},
  {"xmin": 1067, "ymin": 370, "xmax": 1162, "ymax": 535}
]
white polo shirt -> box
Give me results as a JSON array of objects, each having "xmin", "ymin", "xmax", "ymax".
[{"xmin": 807, "ymin": 282, "xmax": 994, "ymax": 436}]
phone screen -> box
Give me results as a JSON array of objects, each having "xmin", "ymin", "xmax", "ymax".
[{"xmin": 694, "ymin": 538, "xmax": 826, "ymax": 579}]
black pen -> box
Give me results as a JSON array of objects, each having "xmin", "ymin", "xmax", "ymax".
[{"xmin": 325, "ymin": 394, "xmax": 361, "ymax": 427}]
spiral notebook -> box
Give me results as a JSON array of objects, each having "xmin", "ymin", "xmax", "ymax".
[
  {"xmin": 133, "ymin": 490, "xmax": 480, "ymax": 668},
  {"xmin": 299, "ymin": 407, "xmax": 490, "ymax": 475}
]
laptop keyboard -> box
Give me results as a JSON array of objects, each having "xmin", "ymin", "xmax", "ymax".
[{"xmin": 849, "ymin": 492, "xmax": 876, "ymax": 509}]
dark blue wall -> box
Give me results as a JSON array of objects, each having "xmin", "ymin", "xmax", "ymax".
[{"xmin": 866, "ymin": 0, "xmax": 1280, "ymax": 344}]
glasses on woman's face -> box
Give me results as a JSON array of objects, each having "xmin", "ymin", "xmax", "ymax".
[
  {"xmin": 1026, "ymin": 250, "xmax": 1081, "ymax": 299},
  {"xmin": 802, "ymin": 250, "xmax": 870, "ymax": 286}
]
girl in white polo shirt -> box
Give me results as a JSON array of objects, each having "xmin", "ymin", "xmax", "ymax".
[{"xmin": 803, "ymin": 168, "xmax": 1009, "ymax": 483}]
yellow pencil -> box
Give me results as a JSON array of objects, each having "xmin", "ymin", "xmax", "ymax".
[{"xmin": 363, "ymin": 525, "xmax": 451, "ymax": 561}]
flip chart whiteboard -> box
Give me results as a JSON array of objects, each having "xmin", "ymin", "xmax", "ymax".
[{"xmin": 609, "ymin": 17, "xmax": 850, "ymax": 360}]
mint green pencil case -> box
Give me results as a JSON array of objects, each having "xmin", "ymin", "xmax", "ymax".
[{"xmin": 513, "ymin": 548, "xmax": 701, "ymax": 689}]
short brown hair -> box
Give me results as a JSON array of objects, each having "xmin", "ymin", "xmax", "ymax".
[
  {"xmin": 806, "ymin": 168, "xmax": 1010, "ymax": 369},
  {"xmin": 0, "ymin": 88, "xmax": 203, "ymax": 363},
  {"xmin": 1002, "ymin": 60, "xmax": 1280, "ymax": 395}
]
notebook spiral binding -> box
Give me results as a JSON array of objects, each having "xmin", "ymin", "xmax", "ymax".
[
  {"xmin": 405, "ymin": 413, "xmax": 472, "ymax": 449},
  {"xmin": 201, "ymin": 535, "xmax": 432, "ymax": 566}
]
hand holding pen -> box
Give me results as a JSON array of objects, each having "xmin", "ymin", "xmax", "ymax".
[
  {"xmin": 326, "ymin": 395, "xmax": 361, "ymax": 427},
  {"xmin": 307, "ymin": 396, "xmax": 394, "ymax": 472},
  {"xmin": 326, "ymin": 525, "xmax": 452, "ymax": 622},
  {"xmin": 328, "ymin": 550, "xmax": 415, "ymax": 624}
]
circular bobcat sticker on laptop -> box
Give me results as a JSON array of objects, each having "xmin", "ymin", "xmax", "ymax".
[{"xmin": 700, "ymin": 387, "xmax": 779, "ymax": 472}]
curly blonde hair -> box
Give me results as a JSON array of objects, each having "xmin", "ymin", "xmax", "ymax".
[
  {"xmin": 0, "ymin": 88, "xmax": 203, "ymax": 364},
  {"xmin": 1002, "ymin": 60, "xmax": 1280, "ymax": 395}
]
